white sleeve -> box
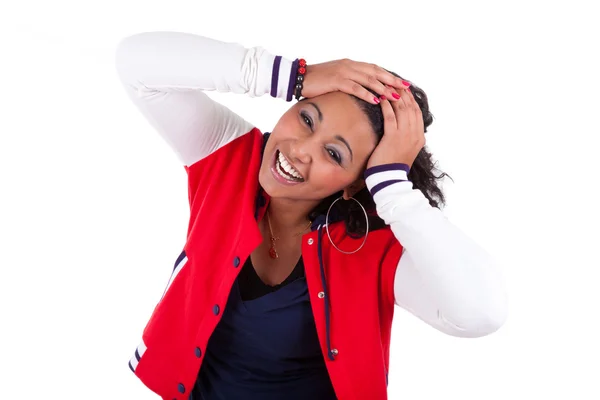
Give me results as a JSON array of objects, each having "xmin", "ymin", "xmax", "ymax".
[
  {"xmin": 366, "ymin": 166, "xmax": 508, "ymax": 338},
  {"xmin": 114, "ymin": 31, "xmax": 295, "ymax": 166}
]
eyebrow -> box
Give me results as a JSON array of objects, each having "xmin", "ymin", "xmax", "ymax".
[
  {"xmin": 335, "ymin": 135, "xmax": 353, "ymax": 161},
  {"xmin": 306, "ymin": 102, "xmax": 323, "ymax": 122}
]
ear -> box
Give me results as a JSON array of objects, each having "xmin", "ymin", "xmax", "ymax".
[{"xmin": 342, "ymin": 179, "xmax": 366, "ymax": 200}]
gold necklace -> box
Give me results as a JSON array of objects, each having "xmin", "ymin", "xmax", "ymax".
[{"xmin": 266, "ymin": 211, "xmax": 312, "ymax": 259}]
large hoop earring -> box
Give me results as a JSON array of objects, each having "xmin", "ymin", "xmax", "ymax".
[{"xmin": 325, "ymin": 196, "xmax": 369, "ymax": 255}]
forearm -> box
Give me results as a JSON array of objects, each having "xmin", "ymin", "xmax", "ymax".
[
  {"xmin": 366, "ymin": 165, "xmax": 508, "ymax": 337},
  {"xmin": 115, "ymin": 31, "xmax": 294, "ymax": 99},
  {"xmin": 114, "ymin": 31, "xmax": 296, "ymax": 166}
]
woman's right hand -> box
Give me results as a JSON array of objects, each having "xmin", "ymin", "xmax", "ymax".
[{"xmin": 301, "ymin": 59, "xmax": 411, "ymax": 104}]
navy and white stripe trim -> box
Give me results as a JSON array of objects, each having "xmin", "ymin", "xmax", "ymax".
[
  {"xmin": 364, "ymin": 163, "xmax": 411, "ymax": 196},
  {"xmin": 128, "ymin": 340, "xmax": 148, "ymax": 373},
  {"xmin": 270, "ymin": 56, "xmax": 282, "ymax": 97},
  {"xmin": 129, "ymin": 251, "xmax": 188, "ymax": 374},
  {"xmin": 364, "ymin": 163, "xmax": 410, "ymax": 177}
]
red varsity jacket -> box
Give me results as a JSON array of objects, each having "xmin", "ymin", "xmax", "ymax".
[{"xmin": 129, "ymin": 128, "xmax": 402, "ymax": 400}]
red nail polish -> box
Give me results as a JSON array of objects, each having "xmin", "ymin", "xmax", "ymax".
[
  {"xmin": 380, "ymin": 95, "xmax": 387, "ymax": 101},
  {"xmin": 392, "ymin": 93, "xmax": 400, "ymax": 99},
  {"xmin": 402, "ymin": 80, "xmax": 411, "ymax": 87},
  {"xmin": 374, "ymin": 97, "xmax": 380, "ymax": 104}
]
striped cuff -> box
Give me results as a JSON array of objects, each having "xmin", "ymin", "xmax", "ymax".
[
  {"xmin": 286, "ymin": 58, "xmax": 299, "ymax": 102},
  {"xmin": 364, "ymin": 163, "xmax": 411, "ymax": 196},
  {"xmin": 265, "ymin": 55, "xmax": 294, "ymax": 101},
  {"xmin": 128, "ymin": 339, "xmax": 148, "ymax": 373},
  {"xmin": 270, "ymin": 56, "xmax": 282, "ymax": 97}
]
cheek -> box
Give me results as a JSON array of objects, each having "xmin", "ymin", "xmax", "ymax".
[{"xmin": 310, "ymin": 162, "xmax": 354, "ymax": 190}]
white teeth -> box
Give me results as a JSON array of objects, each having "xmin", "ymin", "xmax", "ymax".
[
  {"xmin": 277, "ymin": 151, "xmax": 302, "ymax": 180},
  {"xmin": 276, "ymin": 158, "xmax": 298, "ymax": 181}
]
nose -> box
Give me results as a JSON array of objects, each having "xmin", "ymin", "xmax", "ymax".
[{"xmin": 288, "ymin": 137, "xmax": 312, "ymax": 165}]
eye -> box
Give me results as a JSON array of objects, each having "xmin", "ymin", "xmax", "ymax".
[
  {"xmin": 327, "ymin": 148, "xmax": 342, "ymax": 164},
  {"xmin": 300, "ymin": 111, "xmax": 313, "ymax": 129}
]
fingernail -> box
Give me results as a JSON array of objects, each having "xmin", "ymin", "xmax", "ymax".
[
  {"xmin": 392, "ymin": 93, "xmax": 400, "ymax": 99},
  {"xmin": 402, "ymin": 80, "xmax": 411, "ymax": 87},
  {"xmin": 380, "ymin": 95, "xmax": 387, "ymax": 101},
  {"xmin": 374, "ymin": 96, "xmax": 380, "ymax": 104}
]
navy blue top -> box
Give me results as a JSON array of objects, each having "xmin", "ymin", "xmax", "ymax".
[{"xmin": 191, "ymin": 257, "xmax": 337, "ymax": 400}]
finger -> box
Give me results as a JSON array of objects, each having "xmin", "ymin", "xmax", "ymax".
[
  {"xmin": 360, "ymin": 75, "xmax": 405, "ymax": 102},
  {"xmin": 405, "ymin": 89, "xmax": 425, "ymax": 134},
  {"xmin": 403, "ymin": 86, "xmax": 417, "ymax": 106},
  {"xmin": 338, "ymin": 78, "xmax": 382, "ymax": 105},
  {"xmin": 398, "ymin": 89, "xmax": 425, "ymax": 144},
  {"xmin": 351, "ymin": 60, "xmax": 411, "ymax": 95},
  {"xmin": 395, "ymin": 97, "xmax": 412, "ymax": 133},
  {"xmin": 392, "ymin": 89, "xmax": 416, "ymax": 133},
  {"xmin": 349, "ymin": 71, "xmax": 389, "ymax": 100},
  {"xmin": 350, "ymin": 60, "xmax": 412, "ymax": 91},
  {"xmin": 373, "ymin": 67, "xmax": 411, "ymax": 91},
  {"xmin": 391, "ymin": 88, "xmax": 409, "ymax": 112},
  {"xmin": 344, "ymin": 70, "xmax": 401, "ymax": 103},
  {"xmin": 379, "ymin": 96, "xmax": 398, "ymax": 131},
  {"xmin": 361, "ymin": 62, "xmax": 407, "ymax": 90},
  {"xmin": 384, "ymin": 84, "xmax": 405, "ymax": 102},
  {"xmin": 402, "ymin": 88, "xmax": 421, "ymax": 123}
]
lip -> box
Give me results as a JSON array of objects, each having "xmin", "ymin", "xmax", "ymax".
[{"xmin": 270, "ymin": 149, "xmax": 304, "ymax": 186}]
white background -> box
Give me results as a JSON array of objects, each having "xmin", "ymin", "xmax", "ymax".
[{"xmin": 1, "ymin": 0, "xmax": 599, "ymax": 398}]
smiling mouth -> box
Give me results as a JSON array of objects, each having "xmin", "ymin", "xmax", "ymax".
[{"xmin": 274, "ymin": 150, "xmax": 304, "ymax": 182}]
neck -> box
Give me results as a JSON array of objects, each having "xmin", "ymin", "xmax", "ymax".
[{"xmin": 266, "ymin": 197, "xmax": 319, "ymax": 231}]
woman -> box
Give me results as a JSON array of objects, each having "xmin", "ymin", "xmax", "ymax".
[{"xmin": 115, "ymin": 31, "xmax": 507, "ymax": 400}]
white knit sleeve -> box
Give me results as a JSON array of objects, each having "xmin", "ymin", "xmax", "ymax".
[
  {"xmin": 115, "ymin": 31, "xmax": 295, "ymax": 166},
  {"xmin": 365, "ymin": 165, "xmax": 508, "ymax": 338}
]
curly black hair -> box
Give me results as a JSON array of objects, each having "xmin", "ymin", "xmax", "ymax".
[{"xmin": 308, "ymin": 73, "xmax": 452, "ymax": 236}]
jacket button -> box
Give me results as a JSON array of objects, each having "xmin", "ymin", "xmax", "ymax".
[
  {"xmin": 331, "ymin": 349, "xmax": 339, "ymax": 357},
  {"xmin": 233, "ymin": 256, "xmax": 240, "ymax": 267},
  {"xmin": 318, "ymin": 292, "xmax": 325, "ymax": 299},
  {"xmin": 195, "ymin": 347, "xmax": 202, "ymax": 358},
  {"xmin": 307, "ymin": 238, "xmax": 314, "ymax": 245},
  {"xmin": 213, "ymin": 304, "xmax": 220, "ymax": 315},
  {"xmin": 178, "ymin": 383, "xmax": 186, "ymax": 393}
]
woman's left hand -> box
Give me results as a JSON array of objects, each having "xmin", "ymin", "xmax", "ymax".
[{"xmin": 366, "ymin": 86, "xmax": 425, "ymax": 169}]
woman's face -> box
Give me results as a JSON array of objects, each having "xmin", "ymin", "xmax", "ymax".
[{"xmin": 259, "ymin": 92, "xmax": 378, "ymax": 202}]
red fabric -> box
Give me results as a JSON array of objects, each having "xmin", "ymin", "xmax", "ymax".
[{"xmin": 132, "ymin": 128, "xmax": 403, "ymax": 399}]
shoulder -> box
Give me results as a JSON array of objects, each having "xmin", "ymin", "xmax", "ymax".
[
  {"xmin": 186, "ymin": 128, "xmax": 265, "ymax": 176},
  {"xmin": 186, "ymin": 128, "xmax": 265, "ymax": 204}
]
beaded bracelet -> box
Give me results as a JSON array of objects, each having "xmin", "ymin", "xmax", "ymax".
[{"xmin": 294, "ymin": 59, "xmax": 307, "ymax": 100}]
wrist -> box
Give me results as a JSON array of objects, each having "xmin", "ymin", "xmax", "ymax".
[
  {"xmin": 367, "ymin": 158, "xmax": 413, "ymax": 170},
  {"xmin": 285, "ymin": 58, "xmax": 300, "ymax": 101},
  {"xmin": 293, "ymin": 59, "xmax": 307, "ymax": 100}
]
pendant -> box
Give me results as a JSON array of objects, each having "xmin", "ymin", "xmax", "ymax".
[
  {"xmin": 269, "ymin": 245, "xmax": 279, "ymax": 259},
  {"xmin": 268, "ymin": 236, "xmax": 279, "ymax": 259}
]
